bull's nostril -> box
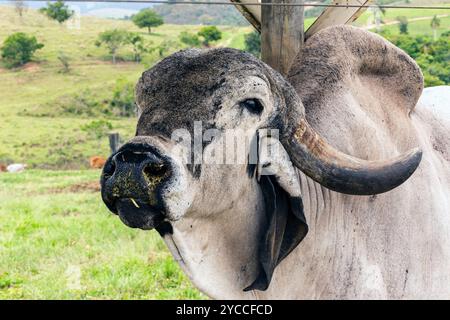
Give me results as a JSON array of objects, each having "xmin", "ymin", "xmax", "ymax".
[
  {"xmin": 144, "ymin": 162, "xmax": 168, "ymax": 179},
  {"xmin": 103, "ymin": 158, "xmax": 116, "ymax": 180}
]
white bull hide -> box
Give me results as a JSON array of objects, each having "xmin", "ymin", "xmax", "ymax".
[
  {"xmin": 162, "ymin": 28, "xmax": 450, "ymax": 299},
  {"xmin": 101, "ymin": 26, "xmax": 450, "ymax": 299}
]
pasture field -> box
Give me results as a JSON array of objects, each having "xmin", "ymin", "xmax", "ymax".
[
  {"xmin": 379, "ymin": 15, "xmax": 450, "ymax": 36},
  {"xmin": 0, "ymin": 169, "xmax": 205, "ymax": 299}
]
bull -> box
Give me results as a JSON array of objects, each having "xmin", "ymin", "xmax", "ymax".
[{"xmin": 100, "ymin": 26, "xmax": 450, "ymax": 299}]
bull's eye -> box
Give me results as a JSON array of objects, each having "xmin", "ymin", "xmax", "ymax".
[{"xmin": 239, "ymin": 99, "xmax": 263, "ymax": 116}]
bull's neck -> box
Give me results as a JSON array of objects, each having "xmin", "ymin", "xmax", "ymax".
[
  {"xmin": 162, "ymin": 177, "xmax": 266, "ymax": 299},
  {"xmin": 297, "ymin": 169, "xmax": 334, "ymax": 228}
]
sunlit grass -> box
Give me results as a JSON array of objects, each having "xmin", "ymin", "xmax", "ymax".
[
  {"xmin": 0, "ymin": 169, "xmax": 205, "ymax": 299},
  {"xmin": 355, "ymin": 4, "xmax": 450, "ymax": 26},
  {"xmin": 378, "ymin": 15, "xmax": 450, "ymax": 37}
]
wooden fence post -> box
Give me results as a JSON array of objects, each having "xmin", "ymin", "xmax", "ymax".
[
  {"xmin": 109, "ymin": 133, "xmax": 120, "ymax": 154},
  {"xmin": 261, "ymin": 0, "xmax": 304, "ymax": 75},
  {"xmin": 305, "ymin": 0, "xmax": 372, "ymax": 40}
]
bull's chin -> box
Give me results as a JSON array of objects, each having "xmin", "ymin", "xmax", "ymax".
[{"xmin": 116, "ymin": 198, "xmax": 165, "ymax": 230}]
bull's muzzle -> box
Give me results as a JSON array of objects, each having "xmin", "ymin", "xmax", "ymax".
[{"xmin": 100, "ymin": 143, "xmax": 172, "ymax": 230}]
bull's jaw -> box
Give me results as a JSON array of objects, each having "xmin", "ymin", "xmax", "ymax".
[{"xmin": 160, "ymin": 182, "xmax": 267, "ymax": 299}]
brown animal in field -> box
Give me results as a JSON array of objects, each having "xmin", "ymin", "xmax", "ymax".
[
  {"xmin": 90, "ymin": 156, "xmax": 106, "ymax": 169},
  {"xmin": 0, "ymin": 164, "xmax": 6, "ymax": 172}
]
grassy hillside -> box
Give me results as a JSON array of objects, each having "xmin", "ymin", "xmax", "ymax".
[
  {"xmin": 356, "ymin": 6, "xmax": 450, "ymax": 26},
  {"xmin": 0, "ymin": 5, "xmax": 251, "ymax": 169},
  {"xmin": 378, "ymin": 15, "xmax": 450, "ymax": 37}
]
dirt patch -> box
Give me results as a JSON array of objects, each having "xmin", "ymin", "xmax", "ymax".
[
  {"xmin": 44, "ymin": 181, "xmax": 101, "ymax": 195},
  {"xmin": 22, "ymin": 62, "xmax": 40, "ymax": 73}
]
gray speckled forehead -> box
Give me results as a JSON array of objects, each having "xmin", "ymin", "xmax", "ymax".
[{"xmin": 135, "ymin": 48, "xmax": 274, "ymax": 137}]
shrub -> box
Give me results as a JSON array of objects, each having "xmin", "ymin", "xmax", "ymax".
[
  {"xmin": 198, "ymin": 26, "xmax": 222, "ymax": 47},
  {"xmin": 179, "ymin": 31, "xmax": 201, "ymax": 47},
  {"xmin": 381, "ymin": 32, "xmax": 450, "ymax": 86},
  {"xmin": 24, "ymin": 80, "xmax": 137, "ymax": 118},
  {"xmin": 110, "ymin": 78, "xmax": 137, "ymax": 117},
  {"xmin": 244, "ymin": 31, "xmax": 261, "ymax": 58},
  {"xmin": 81, "ymin": 120, "xmax": 113, "ymax": 140},
  {"xmin": 179, "ymin": 27, "xmax": 222, "ymax": 48},
  {"xmin": 1, "ymin": 32, "xmax": 44, "ymax": 67},
  {"xmin": 81, "ymin": 120, "xmax": 113, "ymax": 150},
  {"xmin": 154, "ymin": 40, "xmax": 180, "ymax": 58}
]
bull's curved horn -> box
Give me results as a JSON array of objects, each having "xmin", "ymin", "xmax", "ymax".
[{"xmin": 283, "ymin": 119, "xmax": 422, "ymax": 195}]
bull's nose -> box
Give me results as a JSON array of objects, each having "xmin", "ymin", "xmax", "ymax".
[
  {"xmin": 100, "ymin": 145, "xmax": 172, "ymax": 229},
  {"xmin": 111, "ymin": 149, "xmax": 169, "ymax": 182},
  {"xmin": 103, "ymin": 148, "xmax": 171, "ymax": 195}
]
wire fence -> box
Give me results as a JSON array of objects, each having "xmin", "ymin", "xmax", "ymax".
[{"xmin": 13, "ymin": 0, "xmax": 450, "ymax": 10}]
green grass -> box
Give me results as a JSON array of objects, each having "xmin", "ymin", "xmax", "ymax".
[
  {"xmin": 355, "ymin": 5, "xmax": 450, "ymax": 26},
  {"xmin": 351, "ymin": 3, "xmax": 450, "ymax": 37},
  {"xmin": 379, "ymin": 16, "xmax": 450, "ymax": 36},
  {"xmin": 0, "ymin": 169, "xmax": 205, "ymax": 299}
]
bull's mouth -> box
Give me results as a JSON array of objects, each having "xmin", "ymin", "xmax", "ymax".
[{"xmin": 115, "ymin": 198, "xmax": 165, "ymax": 230}]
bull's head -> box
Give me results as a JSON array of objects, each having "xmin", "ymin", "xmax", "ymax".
[{"xmin": 100, "ymin": 26, "xmax": 423, "ymax": 297}]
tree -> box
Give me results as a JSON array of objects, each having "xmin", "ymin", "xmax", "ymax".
[
  {"xmin": 431, "ymin": 15, "xmax": 441, "ymax": 41},
  {"xmin": 397, "ymin": 16, "xmax": 409, "ymax": 35},
  {"xmin": 126, "ymin": 32, "xmax": 147, "ymax": 62},
  {"xmin": 179, "ymin": 31, "xmax": 201, "ymax": 47},
  {"xmin": 244, "ymin": 31, "xmax": 261, "ymax": 58},
  {"xmin": 132, "ymin": 9, "xmax": 164, "ymax": 34},
  {"xmin": 198, "ymin": 26, "xmax": 222, "ymax": 47},
  {"xmin": 1, "ymin": 32, "xmax": 44, "ymax": 67},
  {"xmin": 371, "ymin": 5, "xmax": 386, "ymax": 32},
  {"xmin": 39, "ymin": 1, "xmax": 73, "ymax": 25},
  {"xmin": 57, "ymin": 51, "xmax": 70, "ymax": 73},
  {"xmin": 10, "ymin": 0, "xmax": 27, "ymax": 18},
  {"xmin": 95, "ymin": 29, "xmax": 128, "ymax": 64}
]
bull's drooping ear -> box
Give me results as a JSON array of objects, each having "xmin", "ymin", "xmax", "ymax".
[
  {"xmin": 288, "ymin": 25, "xmax": 424, "ymax": 113},
  {"xmin": 244, "ymin": 137, "xmax": 308, "ymax": 292},
  {"xmin": 244, "ymin": 175, "xmax": 308, "ymax": 292}
]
